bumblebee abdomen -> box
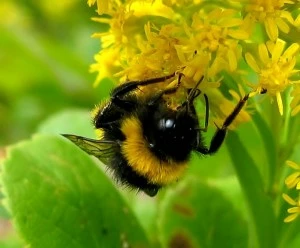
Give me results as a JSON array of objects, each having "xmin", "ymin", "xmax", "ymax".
[{"xmin": 108, "ymin": 152, "xmax": 160, "ymax": 196}]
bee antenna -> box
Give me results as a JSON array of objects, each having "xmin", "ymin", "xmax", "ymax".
[
  {"xmin": 186, "ymin": 76, "xmax": 204, "ymax": 107},
  {"xmin": 176, "ymin": 76, "xmax": 204, "ymax": 112}
]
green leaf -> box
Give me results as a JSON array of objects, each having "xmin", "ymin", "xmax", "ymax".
[
  {"xmin": 251, "ymin": 111, "xmax": 277, "ymax": 190},
  {"xmin": 208, "ymin": 176, "xmax": 248, "ymax": 221},
  {"xmin": 37, "ymin": 109, "xmax": 95, "ymax": 137},
  {"xmin": 0, "ymin": 191, "xmax": 10, "ymax": 219},
  {"xmin": 0, "ymin": 219, "xmax": 23, "ymax": 248},
  {"xmin": 158, "ymin": 177, "xmax": 248, "ymax": 248},
  {"xmin": 1, "ymin": 135, "xmax": 150, "ymax": 248},
  {"xmin": 226, "ymin": 132, "xmax": 276, "ymax": 248}
]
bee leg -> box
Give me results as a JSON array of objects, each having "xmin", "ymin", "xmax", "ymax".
[
  {"xmin": 177, "ymin": 76, "xmax": 205, "ymax": 111},
  {"xmin": 177, "ymin": 76, "xmax": 208, "ymax": 131},
  {"xmin": 142, "ymin": 185, "xmax": 160, "ymax": 197},
  {"xmin": 147, "ymin": 84, "xmax": 180, "ymax": 106},
  {"xmin": 111, "ymin": 73, "xmax": 176, "ymax": 107},
  {"xmin": 197, "ymin": 93, "xmax": 249, "ymax": 155},
  {"xmin": 94, "ymin": 73, "xmax": 176, "ymax": 128},
  {"xmin": 199, "ymin": 94, "xmax": 209, "ymax": 132},
  {"xmin": 147, "ymin": 73, "xmax": 184, "ymax": 105}
]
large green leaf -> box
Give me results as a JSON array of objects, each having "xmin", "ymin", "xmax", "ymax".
[
  {"xmin": 1, "ymin": 135, "xmax": 149, "ymax": 248},
  {"xmin": 251, "ymin": 110, "xmax": 277, "ymax": 190},
  {"xmin": 37, "ymin": 109, "xmax": 95, "ymax": 137},
  {"xmin": 226, "ymin": 132, "xmax": 276, "ymax": 248},
  {"xmin": 158, "ymin": 177, "xmax": 248, "ymax": 248},
  {"xmin": 0, "ymin": 226, "xmax": 22, "ymax": 248}
]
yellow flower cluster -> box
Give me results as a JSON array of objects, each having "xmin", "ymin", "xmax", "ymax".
[
  {"xmin": 87, "ymin": 0, "xmax": 300, "ymax": 223},
  {"xmin": 87, "ymin": 0, "xmax": 300, "ymax": 119},
  {"xmin": 283, "ymin": 161, "xmax": 300, "ymax": 222},
  {"xmin": 245, "ymin": 40, "xmax": 299, "ymax": 115},
  {"xmin": 242, "ymin": 0, "xmax": 294, "ymax": 41}
]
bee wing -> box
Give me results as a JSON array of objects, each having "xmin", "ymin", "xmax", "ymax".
[{"xmin": 62, "ymin": 134, "xmax": 119, "ymax": 165}]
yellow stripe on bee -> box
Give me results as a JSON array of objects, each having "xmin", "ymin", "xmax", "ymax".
[
  {"xmin": 95, "ymin": 129, "xmax": 104, "ymax": 139},
  {"xmin": 120, "ymin": 117, "xmax": 187, "ymax": 185}
]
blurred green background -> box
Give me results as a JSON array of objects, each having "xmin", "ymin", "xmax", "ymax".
[
  {"xmin": 0, "ymin": 0, "xmax": 114, "ymax": 146},
  {"xmin": 0, "ymin": 1, "xmax": 113, "ymax": 246}
]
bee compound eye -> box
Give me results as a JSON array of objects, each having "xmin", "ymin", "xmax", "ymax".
[
  {"xmin": 158, "ymin": 118, "xmax": 175, "ymax": 130},
  {"xmin": 165, "ymin": 119, "xmax": 174, "ymax": 128}
]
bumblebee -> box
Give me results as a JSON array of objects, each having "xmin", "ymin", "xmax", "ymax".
[{"xmin": 63, "ymin": 73, "xmax": 249, "ymax": 196}]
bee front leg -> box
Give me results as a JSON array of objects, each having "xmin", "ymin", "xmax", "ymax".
[
  {"xmin": 147, "ymin": 73, "xmax": 184, "ymax": 106},
  {"xmin": 197, "ymin": 93, "xmax": 249, "ymax": 155},
  {"xmin": 111, "ymin": 73, "xmax": 176, "ymax": 108}
]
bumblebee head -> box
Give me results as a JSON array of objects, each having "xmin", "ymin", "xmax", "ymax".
[{"xmin": 143, "ymin": 93, "xmax": 200, "ymax": 163}]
